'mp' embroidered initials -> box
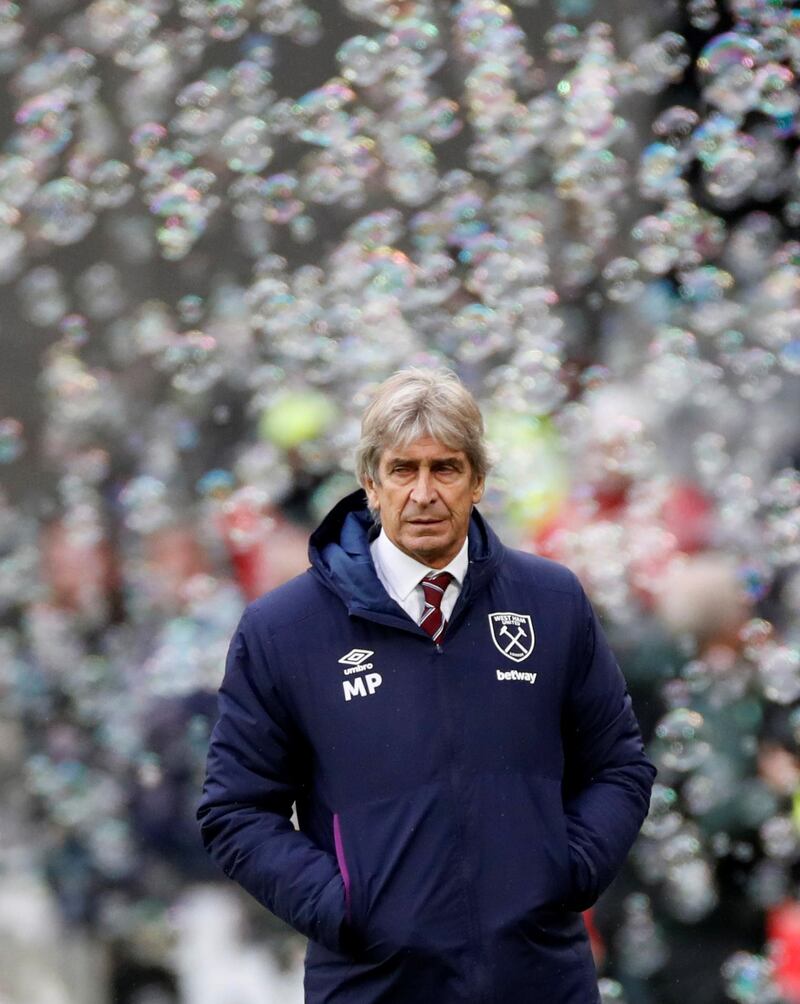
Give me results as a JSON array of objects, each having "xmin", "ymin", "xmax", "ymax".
[{"xmin": 343, "ymin": 673, "xmax": 382, "ymax": 701}]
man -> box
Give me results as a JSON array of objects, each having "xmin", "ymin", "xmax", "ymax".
[{"xmin": 197, "ymin": 367, "xmax": 656, "ymax": 1003}]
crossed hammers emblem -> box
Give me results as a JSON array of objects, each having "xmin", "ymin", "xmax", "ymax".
[
  {"xmin": 489, "ymin": 613, "xmax": 535, "ymax": 662},
  {"xmin": 499, "ymin": 623, "xmax": 528, "ymax": 655}
]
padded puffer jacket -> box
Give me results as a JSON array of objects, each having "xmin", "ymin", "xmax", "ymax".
[{"xmin": 197, "ymin": 490, "xmax": 656, "ymax": 1003}]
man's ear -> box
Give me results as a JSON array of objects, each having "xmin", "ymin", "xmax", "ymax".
[
  {"xmin": 363, "ymin": 477, "xmax": 380, "ymax": 512},
  {"xmin": 471, "ymin": 475, "xmax": 485, "ymax": 505}
]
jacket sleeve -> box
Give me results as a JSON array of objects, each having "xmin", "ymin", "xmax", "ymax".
[
  {"xmin": 196, "ymin": 609, "xmax": 348, "ymax": 952},
  {"xmin": 561, "ymin": 585, "xmax": 657, "ymax": 911}
]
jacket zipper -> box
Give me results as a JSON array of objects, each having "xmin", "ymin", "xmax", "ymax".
[{"xmin": 431, "ymin": 645, "xmax": 491, "ymax": 1004}]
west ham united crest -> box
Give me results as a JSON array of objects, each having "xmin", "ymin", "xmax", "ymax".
[{"xmin": 488, "ymin": 612, "xmax": 535, "ymax": 663}]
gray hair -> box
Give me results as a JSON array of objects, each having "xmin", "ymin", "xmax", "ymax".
[{"xmin": 355, "ymin": 368, "xmax": 491, "ymax": 487}]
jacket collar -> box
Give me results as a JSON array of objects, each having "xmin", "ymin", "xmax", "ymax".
[
  {"xmin": 308, "ymin": 489, "xmax": 503, "ymax": 632},
  {"xmin": 372, "ymin": 528, "xmax": 469, "ymax": 603}
]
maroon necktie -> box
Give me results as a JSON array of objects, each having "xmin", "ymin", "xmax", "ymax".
[{"xmin": 419, "ymin": 572, "xmax": 453, "ymax": 643}]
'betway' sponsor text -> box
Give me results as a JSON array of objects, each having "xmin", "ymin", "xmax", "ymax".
[{"xmin": 496, "ymin": 669, "xmax": 537, "ymax": 684}]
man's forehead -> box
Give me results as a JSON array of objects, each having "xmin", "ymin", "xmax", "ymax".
[{"xmin": 380, "ymin": 438, "xmax": 467, "ymax": 463}]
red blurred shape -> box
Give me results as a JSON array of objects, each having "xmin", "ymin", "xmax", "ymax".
[{"xmin": 768, "ymin": 899, "xmax": 800, "ymax": 1003}]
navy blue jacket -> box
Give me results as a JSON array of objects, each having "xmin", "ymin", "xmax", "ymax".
[{"xmin": 197, "ymin": 490, "xmax": 656, "ymax": 1003}]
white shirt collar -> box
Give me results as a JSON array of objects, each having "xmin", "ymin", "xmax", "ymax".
[{"xmin": 372, "ymin": 529, "xmax": 469, "ymax": 602}]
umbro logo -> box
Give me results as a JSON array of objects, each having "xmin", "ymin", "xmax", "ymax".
[
  {"xmin": 338, "ymin": 648, "xmax": 374, "ymax": 666},
  {"xmin": 338, "ymin": 649, "xmax": 382, "ymax": 701}
]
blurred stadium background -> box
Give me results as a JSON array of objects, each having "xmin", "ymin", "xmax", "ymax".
[{"xmin": 1, "ymin": 1, "xmax": 800, "ymax": 1002}]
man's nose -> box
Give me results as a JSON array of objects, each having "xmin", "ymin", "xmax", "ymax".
[{"xmin": 409, "ymin": 469, "xmax": 437, "ymax": 504}]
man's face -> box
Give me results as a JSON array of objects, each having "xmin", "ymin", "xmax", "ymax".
[{"xmin": 364, "ymin": 436, "xmax": 484, "ymax": 569}]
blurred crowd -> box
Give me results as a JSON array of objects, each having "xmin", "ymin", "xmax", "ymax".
[{"xmin": 1, "ymin": 1, "xmax": 800, "ymax": 1002}]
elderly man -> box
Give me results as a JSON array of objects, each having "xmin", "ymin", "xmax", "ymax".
[{"xmin": 197, "ymin": 368, "xmax": 656, "ymax": 1003}]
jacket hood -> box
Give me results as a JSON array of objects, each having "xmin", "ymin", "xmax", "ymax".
[{"xmin": 308, "ymin": 489, "xmax": 503, "ymax": 629}]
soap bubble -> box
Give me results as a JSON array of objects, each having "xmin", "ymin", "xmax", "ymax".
[
  {"xmin": 759, "ymin": 815, "xmax": 800, "ymax": 861},
  {"xmin": 208, "ymin": 0, "xmax": 248, "ymax": 41},
  {"xmin": 654, "ymin": 708, "xmax": 712, "ymax": 772},
  {"xmin": 683, "ymin": 758, "xmax": 736, "ymax": 815},
  {"xmin": 261, "ymin": 172, "xmax": 303, "ymax": 223},
  {"xmin": 451, "ymin": 302, "xmax": 506, "ymax": 360},
  {"xmin": 653, "ymin": 105, "xmax": 700, "ymax": 148},
  {"xmin": 702, "ymin": 139, "xmax": 758, "ymax": 205},
  {"xmin": 0, "ymin": 154, "xmax": 37, "ymax": 208},
  {"xmin": 638, "ymin": 143, "xmax": 684, "ymax": 199},
  {"xmin": 15, "ymin": 88, "xmax": 74, "ymax": 160},
  {"xmin": 779, "ymin": 339, "xmax": 800, "ymax": 374},
  {"xmin": 387, "ymin": 19, "xmax": 446, "ymax": 77},
  {"xmin": 757, "ymin": 644, "xmax": 800, "ymax": 704},
  {"xmin": 739, "ymin": 618, "xmax": 774, "ymax": 659},
  {"xmin": 18, "ymin": 265, "xmax": 69, "ymax": 326},
  {"xmin": 29, "ymin": 178, "xmax": 95, "ymax": 245},
  {"xmin": 162, "ymin": 331, "xmax": 222, "ymax": 394},
  {"xmin": 755, "ymin": 62, "xmax": 799, "ymax": 119},
  {"xmin": 633, "ymin": 215, "xmax": 680, "ymax": 274},
  {"xmin": 173, "ymin": 79, "xmax": 227, "ymax": 139},
  {"xmin": 598, "ymin": 978, "xmax": 627, "ymax": 1003},
  {"xmin": 546, "ymin": 23, "xmax": 583, "ymax": 63},
  {"xmin": 229, "ymin": 59, "xmax": 273, "ymax": 111},
  {"xmin": 221, "ymin": 115, "xmax": 273, "ymax": 173},
  {"xmin": 89, "ymin": 159, "xmax": 134, "ymax": 209},
  {"xmin": 118, "ymin": 475, "xmax": 173, "ymax": 533},
  {"xmin": 384, "ymin": 134, "xmax": 438, "ymax": 205},
  {"xmin": 641, "ymin": 783, "xmax": 683, "ymax": 839},
  {"xmin": 687, "ymin": 0, "xmax": 720, "ymax": 31},
  {"xmin": 0, "ymin": 0, "xmax": 24, "ymax": 50},
  {"xmin": 59, "ymin": 313, "xmax": 90, "ymax": 348},
  {"xmin": 336, "ymin": 34, "xmax": 387, "ymax": 86},
  {"xmin": 663, "ymin": 856, "xmax": 718, "ymax": 922},
  {"xmin": 628, "ymin": 31, "xmax": 690, "ymax": 94},
  {"xmin": 292, "ymin": 79, "xmax": 356, "ymax": 147},
  {"xmin": 130, "ymin": 120, "xmax": 167, "ymax": 168},
  {"xmin": 176, "ymin": 294, "xmax": 204, "ymax": 327},
  {"xmin": 613, "ymin": 894, "xmax": 668, "ymax": 977},
  {"xmin": 0, "ymin": 417, "xmax": 24, "ymax": 462},
  {"xmin": 721, "ymin": 952, "xmax": 780, "ymax": 1004},
  {"xmin": 698, "ymin": 33, "xmax": 762, "ymax": 116},
  {"xmin": 423, "ymin": 98, "xmax": 462, "ymax": 143}
]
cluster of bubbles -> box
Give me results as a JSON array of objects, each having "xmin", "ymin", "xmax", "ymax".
[{"xmin": 1, "ymin": 0, "xmax": 800, "ymax": 1000}]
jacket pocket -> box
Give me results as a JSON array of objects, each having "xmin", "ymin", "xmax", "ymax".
[
  {"xmin": 554, "ymin": 794, "xmax": 578, "ymax": 907},
  {"xmin": 522, "ymin": 772, "xmax": 574, "ymax": 909},
  {"xmin": 538, "ymin": 771, "xmax": 574, "ymax": 907},
  {"xmin": 332, "ymin": 811, "xmax": 353, "ymax": 924},
  {"xmin": 470, "ymin": 771, "xmax": 576, "ymax": 939}
]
